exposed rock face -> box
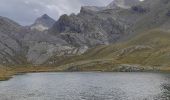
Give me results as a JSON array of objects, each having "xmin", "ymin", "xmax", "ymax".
[
  {"xmin": 30, "ymin": 14, "xmax": 55, "ymax": 31},
  {"xmin": 0, "ymin": 16, "xmax": 27, "ymax": 65},
  {"xmin": 0, "ymin": 15, "xmax": 88, "ymax": 65},
  {"xmin": 49, "ymin": 0, "xmax": 148, "ymax": 48},
  {"xmin": 49, "ymin": 10, "xmax": 128, "ymax": 47}
]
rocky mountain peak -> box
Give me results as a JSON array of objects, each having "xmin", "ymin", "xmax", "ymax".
[
  {"xmin": 30, "ymin": 14, "xmax": 55, "ymax": 32},
  {"xmin": 41, "ymin": 14, "xmax": 50, "ymax": 19}
]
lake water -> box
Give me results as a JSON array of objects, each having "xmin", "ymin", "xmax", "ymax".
[{"xmin": 0, "ymin": 72, "xmax": 170, "ymax": 100}]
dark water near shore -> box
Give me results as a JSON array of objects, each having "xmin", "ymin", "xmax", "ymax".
[{"xmin": 0, "ymin": 72, "xmax": 170, "ymax": 100}]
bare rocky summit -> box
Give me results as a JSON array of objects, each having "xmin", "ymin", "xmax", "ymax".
[{"xmin": 30, "ymin": 14, "xmax": 55, "ymax": 31}]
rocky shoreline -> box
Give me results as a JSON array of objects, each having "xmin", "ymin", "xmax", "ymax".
[{"xmin": 115, "ymin": 64, "xmax": 160, "ymax": 72}]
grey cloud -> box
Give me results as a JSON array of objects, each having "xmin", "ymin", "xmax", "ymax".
[{"xmin": 0, "ymin": 0, "xmax": 112, "ymax": 25}]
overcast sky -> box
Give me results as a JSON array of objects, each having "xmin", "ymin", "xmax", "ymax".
[{"xmin": 0, "ymin": 0, "xmax": 113, "ymax": 25}]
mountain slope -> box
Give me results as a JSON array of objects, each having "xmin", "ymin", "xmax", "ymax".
[
  {"xmin": 0, "ymin": 15, "xmax": 88, "ymax": 65},
  {"xmin": 46, "ymin": 0, "xmax": 170, "ymax": 68},
  {"xmin": 0, "ymin": 16, "xmax": 27, "ymax": 65},
  {"xmin": 47, "ymin": 29, "xmax": 170, "ymax": 71},
  {"xmin": 131, "ymin": 0, "xmax": 170, "ymax": 33},
  {"xmin": 48, "ymin": 0, "xmax": 151, "ymax": 48}
]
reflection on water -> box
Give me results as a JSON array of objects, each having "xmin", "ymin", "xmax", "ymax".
[{"xmin": 0, "ymin": 72, "xmax": 170, "ymax": 100}]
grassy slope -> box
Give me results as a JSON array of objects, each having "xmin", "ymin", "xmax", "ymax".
[
  {"xmin": 0, "ymin": 66, "xmax": 67, "ymax": 81},
  {"xmin": 53, "ymin": 29, "xmax": 170, "ymax": 71}
]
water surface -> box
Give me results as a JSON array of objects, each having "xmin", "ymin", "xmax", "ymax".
[{"xmin": 0, "ymin": 72, "xmax": 170, "ymax": 100}]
